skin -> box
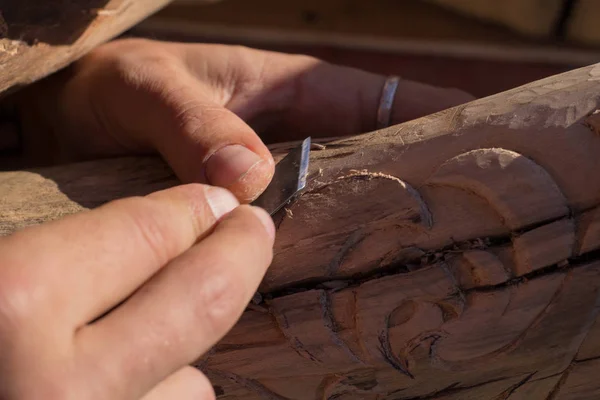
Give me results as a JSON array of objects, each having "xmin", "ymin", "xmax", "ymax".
[{"xmin": 0, "ymin": 39, "xmax": 474, "ymax": 398}]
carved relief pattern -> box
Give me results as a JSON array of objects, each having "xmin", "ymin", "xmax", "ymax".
[{"xmin": 198, "ymin": 120, "xmax": 600, "ymax": 398}]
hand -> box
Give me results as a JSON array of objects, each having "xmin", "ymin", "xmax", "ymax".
[
  {"xmin": 13, "ymin": 39, "xmax": 474, "ymax": 201},
  {"xmin": 0, "ymin": 184, "xmax": 274, "ymax": 399}
]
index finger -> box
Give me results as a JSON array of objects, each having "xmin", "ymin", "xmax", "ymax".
[
  {"xmin": 75, "ymin": 205, "xmax": 275, "ymax": 400},
  {"xmin": 2, "ymin": 184, "xmax": 239, "ymax": 327}
]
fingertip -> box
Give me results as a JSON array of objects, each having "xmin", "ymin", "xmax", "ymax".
[
  {"xmin": 249, "ymin": 205, "xmax": 276, "ymax": 243},
  {"xmin": 204, "ymin": 185, "xmax": 240, "ymax": 221},
  {"xmin": 204, "ymin": 144, "xmax": 275, "ymax": 203},
  {"xmin": 229, "ymin": 155, "xmax": 275, "ymax": 203},
  {"xmin": 219, "ymin": 204, "xmax": 276, "ymax": 242}
]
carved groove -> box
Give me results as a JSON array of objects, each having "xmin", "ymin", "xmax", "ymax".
[
  {"xmin": 430, "ymin": 274, "xmax": 567, "ymax": 370},
  {"xmin": 378, "ymin": 313, "xmax": 415, "ymax": 379},
  {"xmin": 208, "ymin": 370, "xmax": 291, "ymax": 400},
  {"xmin": 208, "ymin": 133, "xmax": 600, "ymax": 396},
  {"xmin": 576, "ymin": 206, "xmax": 600, "ymax": 255},
  {"xmin": 270, "ymin": 303, "xmax": 322, "ymax": 364},
  {"xmin": 545, "ymin": 364, "xmax": 574, "ymax": 400},
  {"xmin": 495, "ymin": 372, "xmax": 536, "ymax": 400},
  {"xmin": 319, "ymin": 291, "xmax": 365, "ymax": 365},
  {"xmin": 327, "ymin": 230, "xmax": 365, "ymax": 276},
  {"xmin": 427, "ymin": 148, "xmax": 569, "ymax": 231}
]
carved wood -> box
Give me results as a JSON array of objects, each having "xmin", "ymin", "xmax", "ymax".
[
  {"xmin": 0, "ymin": 0, "xmax": 171, "ymax": 97},
  {"xmin": 3, "ymin": 64, "xmax": 600, "ymax": 399}
]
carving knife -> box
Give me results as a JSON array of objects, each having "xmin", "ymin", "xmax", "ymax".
[{"xmin": 251, "ymin": 137, "xmax": 311, "ymax": 215}]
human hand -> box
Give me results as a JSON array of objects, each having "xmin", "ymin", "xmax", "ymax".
[
  {"xmin": 0, "ymin": 184, "xmax": 274, "ymax": 399},
  {"xmin": 14, "ymin": 39, "xmax": 474, "ymax": 201}
]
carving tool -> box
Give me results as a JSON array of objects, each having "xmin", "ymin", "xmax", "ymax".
[{"xmin": 252, "ymin": 137, "xmax": 311, "ymax": 215}]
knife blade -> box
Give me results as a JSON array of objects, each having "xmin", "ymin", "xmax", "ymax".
[{"xmin": 251, "ymin": 137, "xmax": 311, "ymax": 215}]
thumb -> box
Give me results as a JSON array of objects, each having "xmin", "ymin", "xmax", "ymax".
[
  {"xmin": 153, "ymin": 92, "xmax": 275, "ymax": 203},
  {"xmin": 110, "ymin": 62, "xmax": 276, "ymax": 203},
  {"xmin": 43, "ymin": 47, "xmax": 276, "ymax": 204}
]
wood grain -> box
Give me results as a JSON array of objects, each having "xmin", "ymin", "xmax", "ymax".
[{"xmin": 3, "ymin": 64, "xmax": 600, "ymax": 399}]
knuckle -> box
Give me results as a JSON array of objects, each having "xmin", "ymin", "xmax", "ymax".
[
  {"xmin": 197, "ymin": 266, "xmax": 246, "ymax": 336},
  {"xmin": 118, "ymin": 197, "xmax": 182, "ymax": 266},
  {"xmin": 87, "ymin": 40, "xmax": 183, "ymax": 92},
  {"xmin": 0, "ymin": 260, "xmax": 42, "ymax": 334},
  {"xmin": 0, "ymin": 287, "xmax": 32, "ymax": 335},
  {"xmin": 176, "ymin": 100, "xmax": 224, "ymax": 132},
  {"xmin": 0, "ymin": 270, "xmax": 77, "ymax": 398},
  {"xmin": 117, "ymin": 54, "xmax": 180, "ymax": 90}
]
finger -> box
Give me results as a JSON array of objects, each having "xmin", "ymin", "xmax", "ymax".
[
  {"xmin": 2, "ymin": 184, "xmax": 239, "ymax": 326},
  {"xmin": 151, "ymin": 86, "xmax": 275, "ymax": 203},
  {"xmin": 141, "ymin": 367, "xmax": 215, "ymax": 400},
  {"xmin": 80, "ymin": 40, "xmax": 275, "ymax": 202},
  {"xmin": 248, "ymin": 61, "xmax": 475, "ymax": 141},
  {"xmin": 75, "ymin": 205, "xmax": 274, "ymax": 400},
  {"xmin": 183, "ymin": 44, "xmax": 475, "ymax": 142}
]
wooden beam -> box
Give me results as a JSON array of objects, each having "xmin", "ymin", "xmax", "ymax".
[
  {"xmin": 3, "ymin": 64, "xmax": 600, "ymax": 399},
  {"xmin": 0, "ymin": 0, "xmax": 171, "ymax": 97},
  {"xmin": 136, "ymin": 0, "xmax": 600, "ymax": 65},
  {"xmin": 132, "ymin": 19, "xmax": 600, "ymax": 66}
]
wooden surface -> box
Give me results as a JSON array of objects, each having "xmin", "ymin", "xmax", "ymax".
[
  {"xmin": 153, "ymin": 0, "xmax": 600, "ymax": 47},
  {"xmin": 424, "ymin": 0, "xmax": 564, "ymax": 38},
  {"xmin": 0, "ymin": 0, "xmax": 171, "ymax": 97},
  {"xmin": 131, "ymin": 0, "xmax": 600, "ymax": 100},
  {"xmin": 137, "ymin": 0, "xmax": 600, "ymax": 59},
  {"xmin": 3, "ymin": 64, "xmax": 600, "ymax": 398},
  {"xmin": 428, "ymin": 0, "xmax": 600, "ymax": 46},
  {"xmin": 149, "ymin": 0, "xmax": 529, "ymax": 45}
]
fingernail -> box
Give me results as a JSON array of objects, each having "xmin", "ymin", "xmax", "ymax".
[
  {"xmin": 205, "ymin": 186, "xmax": 239, "ymax": 220},
  {"xmin": 205, "ymin": 144, "xmax": 264, "ymax": 189},
  {"xmin": 251, "ymin": 206, "xmax": 276, "ymax": 242}
]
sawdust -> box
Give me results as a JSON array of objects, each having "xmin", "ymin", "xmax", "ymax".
[
  {"xmin": 0, "ymin": 40, "xmax": 23, "ymax": 56},
  {"xmin": 0, "ymin": 12, "xmax": 25, "ymax": 57}
]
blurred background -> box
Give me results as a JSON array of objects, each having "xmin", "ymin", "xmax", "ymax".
[{"xmin": 127, "ymin": 0, "xmax": 600, "ymax": 99}]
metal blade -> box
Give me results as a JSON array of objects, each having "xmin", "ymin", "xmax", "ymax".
[{"xmin": 252, "ymin": 137, "xmax": 311, "ymax": 215}]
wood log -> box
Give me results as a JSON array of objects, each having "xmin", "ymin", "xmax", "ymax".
[
  {"xmin": 3, "ymin": 64, "xmax": 600, "ymax": 399},
  {"xmin": 0, "ymin": 0, "xmax": 171, "ymax": 97}
]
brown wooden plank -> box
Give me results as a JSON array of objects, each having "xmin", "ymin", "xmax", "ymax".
[{"xmin": 0, "ymin": 0, "xmax": 171, "ymax": 97}]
